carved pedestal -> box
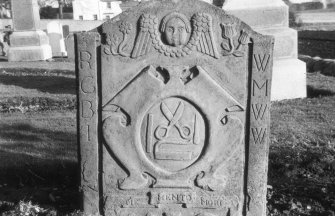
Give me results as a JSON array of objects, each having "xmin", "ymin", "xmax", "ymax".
[
  {"xmin": 76, "ymin": 1, "xmax": 274, "ymax": 215},
  {"xmin": 8, "ymin": 0, "xmax": 52, "ymax": 61}
]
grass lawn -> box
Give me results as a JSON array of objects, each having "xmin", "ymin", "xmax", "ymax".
[
  {"xmin": 268, "ymin": 73, "xmax": 335, "ymax": 215},
  {"xmin": 0, "ymin": 65, "xmax": 334, "ymax": 215}
]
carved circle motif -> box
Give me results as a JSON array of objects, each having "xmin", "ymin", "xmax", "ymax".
[{"xmin": 141, "ymin": 97, "xmax": 206, "ymax": 172}]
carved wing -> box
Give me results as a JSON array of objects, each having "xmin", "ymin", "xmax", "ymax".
[
  {"xmin": 131, "ymin": 14, "xmax": 157, "ymax": 58},
  {"xmin": 192, "ymin": 13, "xmax": 219, "ymax": 59}
]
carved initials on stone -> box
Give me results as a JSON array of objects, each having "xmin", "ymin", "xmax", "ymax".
[
  {"xmin": 86, "ymin": 125, "xmax": 91, "ymax": 141},
  {"xmin": 251, "ymin": 127, "xmax": 266, "ymax": 144},
  {"xmin": 252, "ymin": 80, "xmax": 268, "ymax": 96},
  {"xmin": 81, "ymin": 76, "xmax": 96, "ymax": 94},
  {"xmin": 82, "ymin": 100, "xmax": 94, "ymax": 118},
  {"xmin": 253, "ymin": 54, "xmax": 270, "ymax": 72},
  {"xmin": 80, "ymin": 51, "xmax": 92, "ymax": 70},
  {"xmin": 251, "ymin": 104, "xmax": 267, "ymax": 120}
]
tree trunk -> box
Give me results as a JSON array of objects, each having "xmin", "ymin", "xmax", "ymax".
[{"xmin": 58, "ymin": 0, "xmax": 63, "ymax": 19}]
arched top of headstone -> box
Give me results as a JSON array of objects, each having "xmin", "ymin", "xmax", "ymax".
[{"xmin": 99, "ymin": 0, "xmax": 268, "ymax": 60}]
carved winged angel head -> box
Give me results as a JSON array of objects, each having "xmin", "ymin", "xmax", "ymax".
[
  {"xmin": 131, "ymin": 12, "xmax": 219, "ymax": 58},
  {"xmin": 160, "ymin": 12, "xmax": 191, "ymax": 47}
]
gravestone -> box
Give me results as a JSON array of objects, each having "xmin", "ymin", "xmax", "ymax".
[
  {"xmin": 65, "ymin": 33, "xmax": 75, "ymax": 61},
  {"xmin": 0, "ymin": 32, "xmax": 9, "ymax": 56},
  {"xmin": 223, "ymin": 0, "xmax": 307, "ymax": 101},
  {"xmin": 7, "ymin": 0, "xmax": 52, "ymax": 61},
  {"xmin": 47, "ymin": 21, "xmax": 67, "ymax": 57},
  {"xmin": 76, "ymin": 0, "xmax": 274, "ymax": 216},
  {"xmin": 63, "ymin": 25, "xmax": 70, "ymax": 39}
]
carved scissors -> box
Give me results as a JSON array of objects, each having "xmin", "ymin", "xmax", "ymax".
[{"xmin": 155, "ymin": 101, "xmax": 192, "ymax": 140}]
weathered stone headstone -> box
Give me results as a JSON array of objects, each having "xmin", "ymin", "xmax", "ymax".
[
  {"xmin": 76, "ymin": 0, "xmax": 274, "ymax": 215},
  {"xmin": 0, "ymin": 32, "xmax": 9, "ymax": 56},
  {"xmin": 7, "ymin": 0, "xmax": 52, "ymax": 61},
  {"xmin": 65, "ymin": 33, "xmax": 75, "ymax": 61},
  {"xmin": 47, "ymin": 21, "xmax": 67, "ymax": 57},
  {"xmin": 63, "ymin": 25, "xmax": 70, "ymax": 38}
]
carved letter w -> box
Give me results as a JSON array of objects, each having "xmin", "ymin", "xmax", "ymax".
[
  {"xmin": 251, "ymin": 128, "xmax": 266, "ymax": 144},
  {"xmin": 251, "ymin": 104, "xmax": 267, "ymax": 120},
  {"xmin": 254, "ymin": 54, "xmax": 270, "ymax": 72}
]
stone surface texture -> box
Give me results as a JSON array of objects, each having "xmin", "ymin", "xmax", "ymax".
[
  {"xmin": 223, "ymin": 0, "xmax": 307, "ymax": 101},
  {"xmin": 7, "ymin": 0, "xmax": 52, "ymax": 61},
  {"xmin": 76, "ymin": 0, "xmax": 274, "ymax": 215}
]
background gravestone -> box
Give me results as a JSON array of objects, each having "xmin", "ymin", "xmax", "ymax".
[
  {"xmin": 65, "ymin": 33, "xmax": 75, "ymax": 61},
  {"xmin": 223, "ymin": 0, "xmax": 307, "ymax": 101},
  {"xmin": 47, "ymin": 21, "xmax": 67, "ymax": 57},
  {"xmin": 76, "ymin": 0, "xmax": 274, "ymax": 215},
  {"xmin": 7, "ymin": 0, "xmax": 52, "ymax": 61},
  {"xmin": 63, "ymin": 25, "xmax": 70, "ymax": 39}
]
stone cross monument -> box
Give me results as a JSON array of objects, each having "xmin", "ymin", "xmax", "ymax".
[
  {"xmin": 76, "ymin": 0, "xmax": 274, "ymax": 215},
  {"xmin": 8, "ymin": 0, "xmax": 52, "ymax": 61}
]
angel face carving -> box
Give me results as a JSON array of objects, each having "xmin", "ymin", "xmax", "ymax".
[
  {"xmin": 160, "ymin": 13, "xmax": 191, "ymax": 47},
  {"xmin": 131, "ymin": 12, "xmax": 219, "ymax": 58}
]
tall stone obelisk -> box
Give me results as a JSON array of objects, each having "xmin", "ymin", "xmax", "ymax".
[
  {"xmin": 224, "ymin": 0, "xmax": 306, "ymax": 100},
  {"xmin": 8, "ymin": 0, "xmax": 52, "ymax": 61}
]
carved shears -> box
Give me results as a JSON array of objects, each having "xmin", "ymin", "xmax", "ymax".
[{"xmin": 155, "ymin": 101, "xmax": 192, "ymax": 140}]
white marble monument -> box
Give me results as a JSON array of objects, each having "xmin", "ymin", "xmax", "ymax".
[
  {"xmin": 47, "ymin": 21, "xmax": 67, "ymax": 57},
  {"xmin": 224, "ymin": 0, "xmax": 307, "ymax": 100},
  {"xmin": 7, "ymin": 0, "xmax": 52, "ymax": 61}
]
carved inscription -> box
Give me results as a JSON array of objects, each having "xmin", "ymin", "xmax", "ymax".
[
  {"xmin": 150, "ymin": 192, "xmax": 196, "ymax": 206},
  {"xmin": 251, "ymin": 128, "xmax": 266, "ymax": 144},
  {"xmin": 115, "ymin": 192, "xmax": 236, "ymax": 211},
  {"xmin": 121, "ymin": 196, "xmax": 149, "ymax": 208},
  {"xmin": 252, "ymin": 80, "xmax": 268, "ymax": 97},
  {"xmin": 86, "ymin": 125, "xmax": 91, "ymax": 141},
  {"xmin": 247, "ymin": 36, "xmax": 273, "ymax": 216},
  {"xmin": 80, "ymin": 50, "xmax": 92, "ymax": 69},
  {"xmin": 81, "ymin": 76, "xmax": 95, "ymax": 94},
  {"xmin": 77, "ymin": 33, "xmax": 99, "ymax": 215},
  {"xmin": 251, "ymin": 104, "xmax": 267, "ymax": 120},
  {"xmin": 250, "ymin": 52, "xmax": 271, "ymax": 148},
  {"xmin": 253, "ymin": 54, "xmax": 270, "ymax": 72},
  {"xmin": 82, "ymin": 100, "xmax": 94, "ymax": 118}
]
